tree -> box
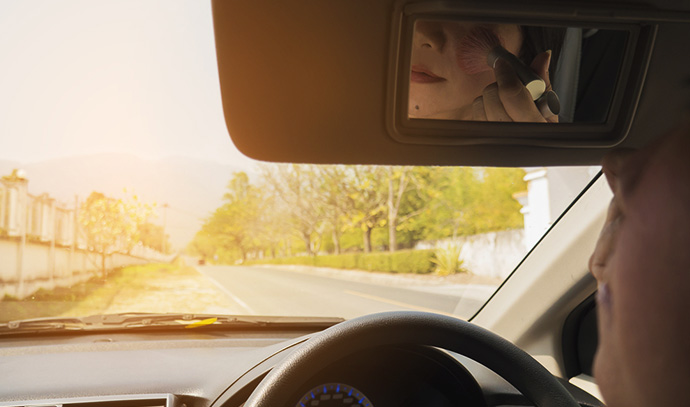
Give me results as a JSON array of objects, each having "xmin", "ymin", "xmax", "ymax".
[
  {"xmin": 78, "ymin": 192, "xmax": 153, "ymax": 278},
  {"xmin": 313, "ymin": 165, "xmax": 353, "ymax": 255},
  {"xmin": 415, "ymin": 167, "xmax": 526, "ymax": 239},
  {"xmin": 256, "ymin": 193, "xmax": 293, "ymax": 258},
  {"xmin": 471, "ymin": 168, "xmax": 526, "ymax": 232},
  {"xmin": 189, "ymin": 165, "xmax": 526, "ymax": 261},
  {"xmin": 260, "ymin": 164, "xmax": 325, "ymax": 256},
  {"xmin": 424, "ymin": 167, "xmax": 483, "ymax": 239},
  {"xmin": 186, "ymin": 230, "xmax": 218, "ymax": 261},
  {"xmin": 137, "ymin": 222, "xmax": 172, "ymax": 253},
  {"xmin": 200, "ymin": 172, "xmax": 265, "ymax": 262},
  {"xmin": 345, "ymin": 166, "xmax": 387, "ymax": 253},
  {"xmin": 385, "ymin": 166, "xmax": 434, "ymax": 252}
]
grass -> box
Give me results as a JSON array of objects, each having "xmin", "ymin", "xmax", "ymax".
[{"xmin": 0, "ymin": 262, "xmax": 195, "ymax": 323}]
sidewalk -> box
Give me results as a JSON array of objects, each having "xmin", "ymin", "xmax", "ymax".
[{"xmin": 90, "ymin": 265, "xmax": 245, "ymax": 316}]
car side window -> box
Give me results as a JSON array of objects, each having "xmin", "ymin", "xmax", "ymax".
[{"xmin": 563, "ymin": 293, "xmax": 598, "ymax": 378}]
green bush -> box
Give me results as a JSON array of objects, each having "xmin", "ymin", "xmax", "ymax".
[
  {"xmin": 360, "ymin": 253, "xmax": 391, "ymax": 272},
  {"xmin": 431, "ymin": 242, "xmax": 465, "ymax": 276},
  {"xmin": 316, "ymin": 253, "xmax": 361, "ymax": 269},
  {"xmin": 390, "ymin": 250, "xmax": 435, "ymax": 274},
  {"xmin": 249, "ymin": 249, "xmax": 435, "ymax": 274}
]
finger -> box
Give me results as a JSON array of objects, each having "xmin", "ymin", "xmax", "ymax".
[
  {"xmin": 472, "ymin": 96, "xmax": 488, "ymax": 121},
  {"xmin": 532, "ymin": 51, "xmax": 558, "ymax": 122},
  {"xmin": 482, "ymin": 82, "xmax": 512, "ymax": 122},
  {"xmin": 530, "ymin": 50, "xmax": 552, "ymax": 90},
  {"xmin": 494, "ymin": 58, "xmax": 545, "ymax": 122}
]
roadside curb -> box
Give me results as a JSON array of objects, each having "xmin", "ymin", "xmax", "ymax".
[{"xmin": 250, "ymin": 263, "xmax": 500, "ymax": 289}]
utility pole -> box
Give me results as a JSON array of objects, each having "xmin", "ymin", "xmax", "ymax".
[
  {"xmin": 13, "ymin": 171, "xmax": 28, "ymax": 298},
  {"xmin": 160, "ymin": 203, "xmax": 169, "ymax": 254},
  {"xmin": 49, "ymin": 198, "xmax": 56, "ymax": 287},
  {"xmin": 70, "ymin": 195, "xmax": 78, "ymax": 278}
]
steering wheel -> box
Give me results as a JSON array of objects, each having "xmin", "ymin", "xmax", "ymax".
[{"xmin": 244, "ymin": 311, "xmax": 580, "ymax": 407}]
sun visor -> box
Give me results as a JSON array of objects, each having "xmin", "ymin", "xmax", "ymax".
[{"xmin": 212, "ymin": 0, "xmax": 690, "ymax": 166}]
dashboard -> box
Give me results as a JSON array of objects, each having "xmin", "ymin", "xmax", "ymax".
[{"xmin": 0, "ymin": 328, "xmax": 602, "ymax": 407}]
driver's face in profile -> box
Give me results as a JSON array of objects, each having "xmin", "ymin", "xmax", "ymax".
[{"xmin": 589, "ymin": 121, "xmax": 690, "ymax": 407}]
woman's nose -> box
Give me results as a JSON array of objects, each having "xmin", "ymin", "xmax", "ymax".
[{"xmin": 414, "ymin": 20, "xmax": 446, "ymax": 51}]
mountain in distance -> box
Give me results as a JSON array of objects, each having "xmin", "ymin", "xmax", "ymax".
[{"xmin": 0, "ymin": 154, "xmax": 257, "ymax": 250}]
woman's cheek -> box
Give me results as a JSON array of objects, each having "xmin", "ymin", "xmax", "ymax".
[{"xmin": 454, "ymin": 71, "xmax": 495, "ymax": 104}]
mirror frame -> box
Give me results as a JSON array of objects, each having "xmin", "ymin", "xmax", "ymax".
[{"xmin": 386, "ymin": 1, "xmax": 656, "ymax": 147}]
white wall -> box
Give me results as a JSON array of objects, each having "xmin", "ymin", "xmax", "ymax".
[
  {"xmin": 520, "ymin": 166, "xmax": 600, "ymax": 248},
  {"xmin": 0, "ymin": 239, "xmax": 150, "ymax": 299},
  {"xmin": 1, "ymin": 174, "xmax": 173, "ymax": 300},
  {"xmin": 417, "ymin": 229, "xmax": 526, "ymax": 279}
]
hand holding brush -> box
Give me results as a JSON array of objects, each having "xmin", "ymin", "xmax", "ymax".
[{"xmin": 459, "ymin": 26, "xmax": 560, "ymax": 122}]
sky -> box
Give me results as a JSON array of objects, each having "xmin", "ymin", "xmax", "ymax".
[
  {"xmin": 0, "ymin": 2, "xmax": 595, "ymax": 250},
  {"xmin": 0, "ymin": 0, "xmax": 256, "ymax": 168}
]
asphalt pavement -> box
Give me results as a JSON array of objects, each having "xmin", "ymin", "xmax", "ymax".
[{"xmin": 196, "ymin": 265, "xmax": 497, "ymax": 320}]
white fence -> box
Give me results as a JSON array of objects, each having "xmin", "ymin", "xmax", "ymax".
[
  {"xmin": 416, "ymin": 229, "xmax": 527, "ymax": 279},
  {"xmin": 1, "ymin": 173, "xmax": 172, "ymax": 299},
  {"xmin": 0, "ymin": 240, "xmax": 152, "ymax": 299}
]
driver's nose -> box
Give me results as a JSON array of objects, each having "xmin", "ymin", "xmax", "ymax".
[{"xmin": 414, "ymin": 20, "xmax": 447, "ymax": 51}]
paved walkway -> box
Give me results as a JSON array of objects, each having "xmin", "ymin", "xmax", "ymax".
[{"xmin": 65, "ymin": 264, "xmax": 244, "ymax": 317}]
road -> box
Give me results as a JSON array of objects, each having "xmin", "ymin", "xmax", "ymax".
[{"xmin": 196, "ymin": 265, "xmax": 496, "ymax": 320}]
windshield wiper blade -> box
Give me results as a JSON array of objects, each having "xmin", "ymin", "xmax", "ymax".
[
  {"xmin": 0, "ymin": 317, "xmax": 86, "ymax": 333},
  {"xmin": 0, "ymin": 313, "xmax": 345, "ymax": 335},
  {"xmin": 77, "ymin": 313, "xmax": 345, "ymax": 329}
]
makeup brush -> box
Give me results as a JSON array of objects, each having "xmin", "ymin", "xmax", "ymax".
[{"xmin": 458, "ymin": 26, "xmax": 546, "ymax": 101}]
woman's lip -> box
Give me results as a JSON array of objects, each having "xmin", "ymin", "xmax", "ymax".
[{"xmin": 410, "ymin": 65, "xmax": 446, "ymax": 83}]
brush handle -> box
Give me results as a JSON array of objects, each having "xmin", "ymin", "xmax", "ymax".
[
  {"xmin": 536, "ymin": 90, "xmax": 560, "ymax": 118},
  {"xmin": 487, "ymin": 47, "xmax": 545, "ymax": 101}
]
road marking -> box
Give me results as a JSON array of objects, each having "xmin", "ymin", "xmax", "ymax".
[
  {"xmin": 343, "ymin": 290, "xmax": 457, "ymax": 318},
  {"xmin": 197, "ymin": 269, "xmax": 257, "ymax": 315}
]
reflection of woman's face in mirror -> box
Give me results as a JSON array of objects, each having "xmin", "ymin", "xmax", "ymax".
[{"xmin": 409, "ymin": 21, "xmax": 523, "ymax": 120}]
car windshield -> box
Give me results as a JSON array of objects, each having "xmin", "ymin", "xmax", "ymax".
[{"xmin": 0, "ymin": 1, "xmax": 598, "ymax": 324}]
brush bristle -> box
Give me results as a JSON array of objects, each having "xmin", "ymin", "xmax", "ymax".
[{"xmin": 457, "ymin": 26, "xmax": 504, "ymax": 75}]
